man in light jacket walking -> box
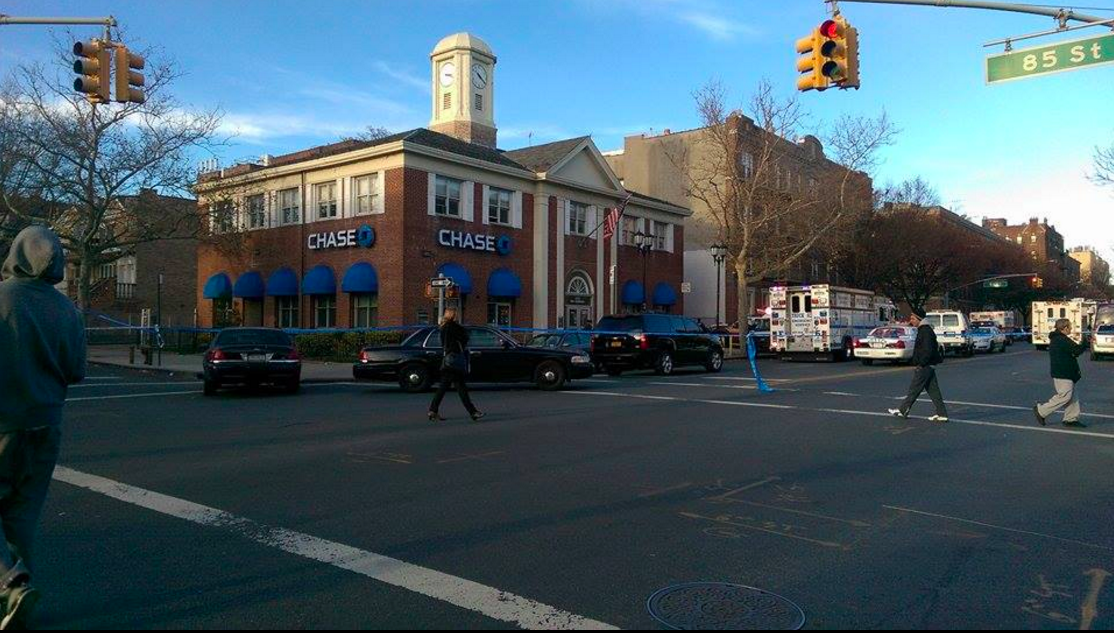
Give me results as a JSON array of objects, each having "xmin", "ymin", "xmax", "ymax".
[
  {"xmin": 1033, "ymin": 318, "xmax": 1088, "ymax": 428},
  {"xmin": 0, "ymin": 226, "xmax": 87, "ymax": 629},
  {"xmin": 889, "ymin": 309, "xmax": 949, "ymax": 423}
]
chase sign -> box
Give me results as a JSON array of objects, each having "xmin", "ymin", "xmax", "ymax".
[
  {"xmin": 308, "ymin": 225, "xmax": 376, "ymax": 251},
  {"xmin": 438, "ymin": 229, "xmax": 511, "ymax": 257}
]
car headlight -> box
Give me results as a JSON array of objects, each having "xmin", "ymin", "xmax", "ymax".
[{"xmin": 571, "ymin": 354, "xmax": 592, "ymax": 364}]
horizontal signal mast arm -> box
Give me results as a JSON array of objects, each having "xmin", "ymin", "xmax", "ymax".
[{"xmin": 833, "ymin": 0, "xmax": 1108, "ymax": 25}]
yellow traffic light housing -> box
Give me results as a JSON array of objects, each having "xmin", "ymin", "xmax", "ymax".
[
  {"xmin": 795, "ymin": 29, "xmax": 830, "ymax": 92},
  {"xmin": 844, "ymin": 24, "xmax": 861, "ymax": 89},
  {"xmin": 73, "ymin": 39, "xmax": 111, "ymax": 103},
  {"xmin": 114, "ymin": 46, "xmax": 146, "ymax": 104}
]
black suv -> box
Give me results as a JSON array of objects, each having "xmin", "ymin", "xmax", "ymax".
[{"xmin": 592, "ymin": 314, "xmax": 724, "ymax": 376}]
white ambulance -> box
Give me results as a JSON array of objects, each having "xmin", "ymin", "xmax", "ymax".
[
  {"xmin": 1032, "ymin": 300, "xmax": 1094, "ymax": 349},
  {"xmin": 770, "ymin": 285, "xmax": 897, "ymax": 362},
  {"xmin": 969, "ymin": 311, "xmax": 1020, "ymax": 329}
]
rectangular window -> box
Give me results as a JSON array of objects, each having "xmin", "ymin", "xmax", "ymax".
[
  {"xmin": 620, "ymin": 216, "xmax": 639, "ymax": 246},
  {"xmin": 351, "ymin": 294, "xmax": 379, "ymax": 328},
  {"xmin": 738, "ymin": 152, "xmax": 754, "ymax": 178},
  {"xmin": 279, "ymin": 188, "xmax": 300, "ymax": 225},
  {"xmin": 567, "ymin": 201, "xmax": 588, "ymax": 236},
  {"xmin": 650, "ymin": 221, "xmax": 667, "ymax": 250},
  {"xmin": 488, "ymin": 302, "xmax": 512, "ymax": 327},
  {"xmin": 353, "ymin": 175, "xmax": 379, "ymax": 216},
  {"xmin": 435, "ymin": 176, "xmax": 462, "ymax": 217},
  {"xmin": 247, "ymin": 194, "xmax": 266, "ymax": 229},
  {"xmin": 314, "ymin": 295, "xmax": 337, "ymax": 329},
  {"xmin": 443, "ymin": 92, "xmax": 451, "ymax": 110},
  {"xmin": 276, "ymin": 297, "xmax": 299, "ymax": 329},
  {"xmin": 475, "ymin": 93, "xmax": 484, "ymax": 112},
  {"xmin": 315, "ymin": 182, "xmax": 337, "ymax": 220},
  {"xmin": 212, "ymin": 202, "xmax": 235, "ymax": 234},
  {"xmin": 487, "ymin": 187, "xmax": 512, "ymax": 225}
]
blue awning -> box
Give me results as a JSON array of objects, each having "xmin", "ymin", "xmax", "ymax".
[
  {"xmin": 342, "ymin": 262, "xmax": 379, "ymax": 293},
  {"xmin": 233, "ymin": 271, "xmax": 265, "ymax": 299},
  {"xmin": 436, "ymin": 262, "xmax": 472, "ymax": 294},
  {"xmin": 203, "ymin": 273, "xmax": 232, "ymax": 300},
  {"xmin": 487, "ymin": 268, "xmax": 522, "ymax": 298},
  {"xmin": 266, "ymin": 268, "xmax": 299, "ymax": 297},
  {"xmin": 621, "ymin": 280, "xmax": 645, "ymax": 305},
  {"xmin": 302, "ymin": 265, "xmax": 336, "ymax": 296},
  {"xmin": 652, "ymin": 282, "xmax": 678, "ymax": 306}
]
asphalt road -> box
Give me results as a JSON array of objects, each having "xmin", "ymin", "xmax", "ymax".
[{"xmin": 35, "ymin": 344, "xmax": 1114, "ymax": 629}]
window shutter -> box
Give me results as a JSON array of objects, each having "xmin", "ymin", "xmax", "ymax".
[
  {"xmin": 336, "ymin": 178, "xmax": 344, "ymax": 218},
  {"xmin": 375, "ymin": 172, "xmax": 386, "ymax": 215},
  {"xmin": 462, "ymin": 181, "xmax": 475, "ymax": 222},
  {"xmin": 481, "ymin": 185, "xmax": 491, "ymax": 225},
  {"xmin": 561, "ymin": 199, "xmax": 569, "ymax": 236},
  {"xmin": 427, "ymin": 172, "xmax": 437, "ymax": 216},
  {"xmin": 512, "ymin": 191, "xmax": 523, "ymax": 229},
  {"xmin": 666, "ymin": 223, "xmax": 675, "ymax": 253},
  {"xmin": 588, "ymin": 205, "xmax": 598, "ymax": 240}
]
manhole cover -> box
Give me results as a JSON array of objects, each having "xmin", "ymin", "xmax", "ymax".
[{"xmin": 646, "ymin": 582, "xmax": 805, "ymax": 630}]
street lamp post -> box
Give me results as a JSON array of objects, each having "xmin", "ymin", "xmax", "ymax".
[
  {"xmin": 633, "ymin": 230, "xmax": 654, "ymax": 312},
  {"xmin": 710, "ymin": 244, "xmax": 728, "ymax": 326}
]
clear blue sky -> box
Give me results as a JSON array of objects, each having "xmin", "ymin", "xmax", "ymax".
[{"xmin": 4, "ymin": 0, "xmax": 1114, "ymax": 261}]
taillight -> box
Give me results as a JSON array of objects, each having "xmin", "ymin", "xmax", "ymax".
[
  {"xmin": 854, "ymin": 338, "xmax": 865, "ymax": 348},
  {"xmin": 638, "ymin": 334, "xmax": 650, "ymax": 350},
  {"xmin": 288, "ymin": 348, "xmax": 301, "ymax": 361},
  {"xmin": 206, "ymin": 348, "xmax": 226, "ymax": 362},
  {"xmin": 358, "ymin": 350, "xmax": 369, "ymax": 363},
  {"xmin": 888, "ymin": 340, "xmax": 907, "ymax": 349}
]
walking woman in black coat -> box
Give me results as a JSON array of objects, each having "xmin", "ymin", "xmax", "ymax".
[{"xmin": 428, "ymin": 308, "xmax": 485, "ymax": 422}]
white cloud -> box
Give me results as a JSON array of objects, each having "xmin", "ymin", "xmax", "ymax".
[
  {"xmin": 952, "ymin": 165, "xmax": 1114, "ymax": 265},
  {"xmin": 218, "ymin": 112, "xmax": 375, "ymax": 144},
  {"xmin": 600, "ymin": 0, "xmax": 760, "ymax": 42},
  {"xmin": 679, "ymin": 12, "xmax": 760, "ymax": 41},
  {"xmin": 373, "ymin": 61, "xmax": 430, "ymax": 94}
]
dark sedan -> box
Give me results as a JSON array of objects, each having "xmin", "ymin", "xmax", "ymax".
[
  {"xmin": 202, "ymin": 328, "xmax": 302, "ymax": 395},
  {"xmin": 354, "ymin": 326, "xmax": 595, "ymax": 392}
]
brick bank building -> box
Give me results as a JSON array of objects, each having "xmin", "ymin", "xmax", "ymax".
[{"xmin": 195, "ymin": 33, "xmax": 688, "ymax": 331}]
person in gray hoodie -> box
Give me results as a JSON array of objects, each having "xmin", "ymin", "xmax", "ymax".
[{"xmin": 0, "ymin": 226, "xmax": 86, "ymax": 629}]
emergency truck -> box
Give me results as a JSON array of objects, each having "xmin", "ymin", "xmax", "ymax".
[
  {"xmin": 1032, "ymin": 300, "xmax": 1095, "ymax": 349},
  {"xmin": 770, "ymin": 285, "xmax": 897, "ymax": 362},
  {"xmin": 969, "ymin": 311, "xmax": 1021, "ymax": 329}
]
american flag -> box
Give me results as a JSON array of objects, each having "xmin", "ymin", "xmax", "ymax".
[{"xmin": 602, "ymin": 193, "xmax": 633, "ymax": 241}]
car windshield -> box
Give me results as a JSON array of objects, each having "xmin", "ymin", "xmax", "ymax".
[
  {"xmin": 402, "ymin": 329, "xmax": 435, "ymax": 347},
  {"xmin": 973, "ymin": 328, "xmax": 995, "ymax": 336},
  {"xmin": 925, "ymin": 314, "xmax": 960, "ymax": 328},
  {"xmin": 1099, "ymin": 325, "xmax": 1114, "ymax": 334},
  {"xmin": 215, "ymin": 329, "xmax": 292, "ymax": 347},
  {"xmin": 870, "ymin": 328, "xmax": 907, "ymax": 338},
  {"xmin": 529, "ymin": 334, "xmax": 563, "ymax": 348},
  {"xmin": 597, "ymin": 316, "xmax": 643, "ymax": 333}
]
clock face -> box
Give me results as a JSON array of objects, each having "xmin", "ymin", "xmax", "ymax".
[
  {"xmin": 439, "ymin": 62, "xmax": 456, "ymax": 87},
  {"xmin": 471, "ymin": 64, "xmax": 488, "ymax": 89}
]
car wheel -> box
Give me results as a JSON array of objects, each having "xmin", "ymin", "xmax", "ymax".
[
  {"xmin": 536, "ymin": 361, "xmax": 567, "ymax": 391},
  {"xmin": 605, "ymin": 366, "xmax": 624, "ymax": 377},
  {"xmin": 705, "ymin": 349, "xmax": 724, "ymax": 373},
  {"xmin": 861, "ymin": 359, "xmax": 874, "ymax": 366},
  {"xmin": 203, "ymin": 379, "xmax": 218, "ymax": 396},
  {"xmin": 842, "ymin": 338, "xmax": 854, "ymax": 362},
  {"xmin": 655, "ymin": 351, "xmax": 675, "ymax": 376},
  {"xmin": 398, "ymin": 364, "xmax": 431, "ymax": 393}
]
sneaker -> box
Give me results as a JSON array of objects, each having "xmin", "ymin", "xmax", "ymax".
[
  {"xmin": 1032, "ymin": 405, "xmax": 1047, "ymax": 427},
  {"xmin": 470, "ymin": 411, "xmax": 486, "ymax": 422},
  {"xmin": 928, "ymin": 415, "xmax": 949, "ymax": 423},
  {"xmin": 1063, "ymin": 420, "xmax": 1088, "ymax": 428},
  {"xmin": 1, "ymin": 585, "xmax": 39, "ymax": 631},
  {"xmin": 888, "ymin": 408, "xmax": 907, "ymax": 419}
]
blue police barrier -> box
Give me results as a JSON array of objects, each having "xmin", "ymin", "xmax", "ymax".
[{"xmin": 747, "ymin": 332, "xmax": 775, "ymax": 393}]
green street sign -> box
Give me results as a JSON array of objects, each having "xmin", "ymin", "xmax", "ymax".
[
  {"xmin": 987, "ymin": 33, "xmax": 1114, "ymax": 84},
  {"xmin": 984, "ymin": 280, "xmax": 1009, "ymax": 289}
]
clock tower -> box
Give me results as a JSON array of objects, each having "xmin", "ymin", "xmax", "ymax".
[{"xmin": 430, "ymin": 33, "xmax": 497, "ymax": 148}]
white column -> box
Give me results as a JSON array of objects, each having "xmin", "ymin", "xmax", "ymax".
[
  {"xmin": 556, "ymin": 199, "xmax": 566, "ymax": 328},
  {"xmin": 532, "ymin": 195, "xmax": 550, "ymax": 329},
  {"xmin": 596, "ymin": 221, "xmax": 605, "ymax": 320}
]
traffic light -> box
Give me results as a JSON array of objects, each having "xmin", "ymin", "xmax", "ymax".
[
  {"xmin": 73, "ymin": 39, "xmax": 110, "ymax": 103},
  {"xmin": 1031, "ymin": 276, "xmax": 1044, "ymax": 289},
  {"xmin": 796, "ymin": 16, "xmax": 860, "ymax": 92},
  {"xmin": 796, "ymin": 28, "xmax": 830, "ymax": 92},
  {"xmin": 114, "ymin": 46, "xmax": 146, "ymax": 104}
]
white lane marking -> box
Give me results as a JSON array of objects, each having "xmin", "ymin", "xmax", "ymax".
[
  {"xmin": 650, "ymin": 381, "xmax": 757, "ymax": 390},
  {"xmin": 67, "ymin": 391, "xmax": 202, "ymax": 402},
  {"xmin": 824, "ymin": 392, "xmax": 858, "ymax": 397},
  {"xmin": 707, "ymin": 377, "xmax": 790, "ymax": 383},
  {"xmin": 71, "ymin": 382, "xmax": 200, "ymax": 389},
  {"xmin": 884, "ymin": 505, "xmax": 1113, "ymax": 551},
  {"xmin": 563, "ymin": 392, "xmax": 1114, "ymax": 439},
  {"xmin": 53, "ymin": 467, "xmax": 617, "ymax": 630}
]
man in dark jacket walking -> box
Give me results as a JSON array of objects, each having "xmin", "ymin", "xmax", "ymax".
[
  {"xmin": 0, "ymin": 226, "xmax": 86, "ymax": 629},
  {"xmin": 889, "ymin": 310, "xmax": 949, "ymax": 423},
  {"xmin": 1033, "ymin": 319, "xmax": 1088, "ymax": 428}
]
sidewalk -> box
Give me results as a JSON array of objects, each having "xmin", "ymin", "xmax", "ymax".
[{"xmin": 87, "ymin": 346, "xmax": 356, "ymax": 383}]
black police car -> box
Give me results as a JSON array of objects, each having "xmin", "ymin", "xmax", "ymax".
[
  {"xmin": 591, "ymin": 314, "xmax": 724, "ymax": 376},
  {"xmin": 201, "ymin": 328, "xmax": 302, "ymax": 395}
]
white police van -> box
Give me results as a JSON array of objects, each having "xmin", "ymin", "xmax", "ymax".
[{"xmin": 770, "ymin": 285, "xmax": 897, "ymax": 362}]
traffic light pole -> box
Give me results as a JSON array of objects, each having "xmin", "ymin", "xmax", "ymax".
[{"xmin": 830, "ymin": 1, "xmax": 1109, "ymax": 26}]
